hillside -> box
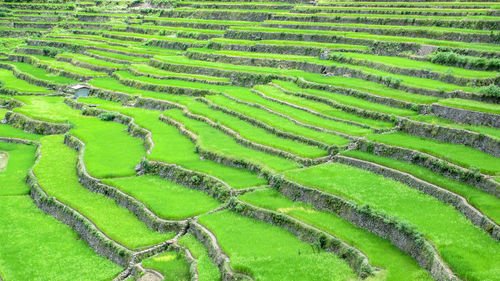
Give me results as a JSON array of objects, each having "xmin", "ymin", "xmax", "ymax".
[{"xmin": 0, "ymin": 0, "xmax": 499, "ymax": 281}]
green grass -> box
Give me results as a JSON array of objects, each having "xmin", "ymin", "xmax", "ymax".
[
  {"xmin": 164, "ymin": 108, "xmax": 300, "ymax": 173},
  {"xmin": 284, "ymin": 163, "xmax": 500, "ymax": 281},
  {"xmin": 189, "ymin": 48, "xmax": 477, "ymax": 94},
  {"xmin": 0, "ymin": 68, "xmax": 52, "ymax": 94},
  {"xmin": 78, "ymin": 96, "xmax": 266, "ymax": 189},
  {"xmin": 239, "ymin": 188, "xmax": 432, "ymax": 281},
  {"xmin": 34, "ymin": 135, "xmax": 174, "ymax": 249},
  {"xmin": 154, "ymin": 55, "xmax": 436, "ymax": 104},
  {"xmin": 328, "ymin": 52, "xmax": 498, "ymax": 79},
  {"xmin": 105, "ymin": 30, "xmax": 208, "ymax": 44},
  {"xmin": 13, "ymin": 96, "xmax": 145, "ymax": 178},
  {"xmin": 367, "ymin": 132, "xmax": 500, "ymax": 175},
  {"xmin": 130, "ymin": 64, "xmax": 230, "ymax": 83},
  {"xmin": 267, "ymin": 82, "xmax": 395, "ymax": 130},
  {"xmin": 263, "ymin": 20, "xmax": 498, "ymax": 35},
  {"xmin": 293, "ymin": 6, "xmax": 492, "ymax": 14},
  {"xmin": 259, "ymin": 82, "xmax": 414, "ymax": 116},
  {"xmin": 438, "ymin": 98, "xmax": 500, "ymax": 115},
  {"xmin": 183, "ymin": 99, "xmax": 329, "ymax": 158},
  {"xmin": 178, "ymin": 233, "xmax": 221, "ymax": 281},
  {"xmin": 103, "ymin": 175, "xmax": 221, "ymax": 220},
  {"xmin": 410, "ymin": 115, "xmax": 500, "ymax": 140},
  {"xmin": 226, "ymin": 84, "xmax": 376, "ymax": 135},
  {"xmin": 113, "ymin": 69, "xmax": 384, "ymax": 135},
  {"xmin": 0, "ymin": 196, "xmax": 122, "ymax": 281},
  {"xmin": 198, "ymin": 210, "xmax": 357, "ymax": 281},
  {"xmin": 57, "ymin": 52, "xmax": 127, "ymax": 69},
  {"xmin": 229, "ymin": 26, "xmax": 500, "ymax": 53},
  {"xmin": 144, "ymin": 16, "xmax": 256, "ymax": 26},
  {"xmin": 0, "ymin": 142, "xmax": 36, "ymax": 196},
  {"xmin": 33, "ymin": 55, "xmax": 108, "ymax": 76},
  {"xmin": 204, "ymin": 94, "xmax": 351, "ymax": 146},
  {"xmin": 41, "ymin": 37, "xmax": 183, "ymax": 56},
  {"xmin": 211, "ymin": 37, "xmax": 370, "ymax": 50},
  {"xmin": 342, "ymin": 150, "xmax": 500, "ymax": 224},
  {"xmin": 0, "ymin": 113, "xmax": 43, "ymax": 141},
  {"xmin": 128, "ymin": 23, "xmax": 226, "ymax": 35},
  {"xmin": 86, "ymin": 49, "xmax": 150, "ymax": 63},
  {"xmin": 142, "ymin": 251, "xmax": 191, "ymax": 281},
  {"xmin": 6, "ymin": 62, "xmax": 78, "ymax": 84}
]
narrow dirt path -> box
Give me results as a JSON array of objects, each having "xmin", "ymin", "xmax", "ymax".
[{"xmin": 0, "ymin": 151, "xmax": 8, "ymax": 172}]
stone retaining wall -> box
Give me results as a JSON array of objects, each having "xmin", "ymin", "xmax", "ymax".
[
  {"xmin": 269, "ymin": 14, "xmax": 497, "ymax": 36},
  {"xmin": 431, "ymin": 104, "xmax": 500, "ymax": 128},
  {"xmin": 112, "ymin": 72, "xmax": 217, "ymax": 96},
  {"xmin": 149, "ymin": 58, "xmax": 282, "ymax": 87},
  {"xmin": 261, "ymin": 22, "xmax": 498, "ymax": 44},
  {"xmin": 143, "ymin": 160, "xmax": 231, "ymax": 202},
  {"xmin": 4, "ymin": 111, "xmax": 71, "ymax": 135},
  {"xmin": 400, "ymin": 118, "xmax": 500, "ymax": 158},
  {"xmin": 357, "ymin": 140, "xmax": 500, "ymax": 198}
]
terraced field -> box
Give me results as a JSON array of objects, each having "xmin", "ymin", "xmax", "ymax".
[{"xmin": 0, "ymin": 0, "xmax": 498, "ymax": 280}]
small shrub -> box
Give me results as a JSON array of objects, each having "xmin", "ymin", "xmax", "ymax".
[
  {"xmin": 98, "ymin": 112, "xmax": 116, "ymax": 121},
  {"xmin": 479, "ymin": 84, "xmax": 500, "ymax": 97}
]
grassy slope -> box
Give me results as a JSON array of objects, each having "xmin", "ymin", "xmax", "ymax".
[
  {"xmin": 163, "ymin": 108, "xmax": 300, "ymax": 172},
  {"xmin": 142, "ymin": 251, "xmax": 191, "ymax": 281},
  {"xmin": 78, "ymin": 97, "xmax": 266, "ymax": 189},
  {"xmin": 0, "ymin": 68, "xmax": 53, "ymax": 94},
  {"xmin": 198, "ymin": 210, "xmax": 357, "ymax": 281},
  {"xmin": 34, "ymin": 135, "xmax": 173, "ymax": 249},
  {"xmin": 342, "ymin": 150, "xmax": 500, "ymax": 224},
  {"xmin": 284, "ymin": 163, "xmax": 500, "ymax": 281},
  {"xmin": 367, "ymin": 132, "xmax": 500, "ymax": 175},
  {"xmin": 178, "ymin": 233, "xmax": 221, "ymax": 281},
  {"xmin": 12, "ymin": 96, "xmax": 145, "ymax": 178},
  {"xmin": 0, "ymin": 196, "xmax": 123, "ymax": 281},
  {"xmin": 239, "ymin": 188, "xmax": 432, "ymax": 281},
  {"xmin": 0, "ymin": 142, "xmax": 36, "ymax": 196},
  {"xmin": 0, "ymin": 141, "xmax": 121, "ymax": 280},
  {"xmin": 103, "ymin": 175, "xmax": 221, "ymax": 220}
]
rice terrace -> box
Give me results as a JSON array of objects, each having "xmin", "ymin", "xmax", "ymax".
[{"xmin": 0, "ymin": 0, "xmax": 500, "ymax": 280}]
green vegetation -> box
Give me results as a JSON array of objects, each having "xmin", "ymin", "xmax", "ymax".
[
  {"xmin": 342, "ymin": 150, "xmax": 500, "ymax": 223},
  {"xmin": 0, "ymin": 196, "xmax": 122, "ymax": 281},
  {"xmin": 0, "ymin": 142, "xmax": 36, "ymax": 196},
  {"xmin": 0, "ymin": 68, "xmax": 52, "ymax": 94},
  {"xmin": 78, "ymin": 97, "xmax": 266, "ymax": 189},
  {"xmin": 284, "ymin": 163, "xmax": 500, "ymax": 281},
  {"xmin": 183, "ymin": 99, "xmax": 330, "ymax": 157},
  {"xmin": 2, "ymin": 0, "xmax": 499, "ymax": 279},
  {"xmin": 367, "ymin": 132, "xmax": 500, "ymax": 175},
  {"xmin": 229, "ymin": 26, "xmax": 500, "ymax": 53},
  {"xmin": 438, "ymin": 98, "xmax": 500, "ymax": 115},
  {"xmin": 34, "ymin": 135, "xmax": 173, "ymax": 249},
  {"xmin": 13, "ymin": 96, "xmax": 144, "ymax": 178},
  {"xmin": 103, "ymin": 175, "xmax": 221, "ymax": 220},
  {"xmin": 57, "ymin": 52, "xmax": 127, "ymax": 69},
  {"xmin": 164, "ymin": 108, "xmax": 300, "ymax": 172},
  {"xmin": 142, "ymin": 251, "xmax": 191, "ymax": 281},
  {"xmin": 410, "ymin": 114, "xmax": 500, "ymax": 140},
  {"xmin": 178, "ymin": 233, "xmax": 221, "ymax": 281},
  {"xmin": 239, "ymin": 188, "xmax": 432, "ymax": 281},
  {"xmin": 5, "ymin": 62, "xmax": 78, "ymax": 84},
  {"xmin": 328, "ymin": 51, "xmax": 498, "ymax": 79},
  {"xmin": 199, "ymin": 210, "xmax": 357, "ymax": 281}
]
